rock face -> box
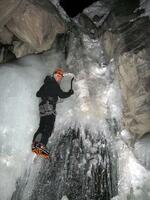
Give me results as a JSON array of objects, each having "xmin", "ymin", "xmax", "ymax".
[
  {"xmin": 118, "ymin": 50, "xmax": 150, "ymax": 137},
  {"xmin": 0, "ymin": 0, "xmax": 22, "ymax": 27},
  {"xmin": 0, "ymin": 0, "xmax": 66, "ymax": 59},
  {"xmin": 0, "ymin": 26, "xmax": 14, "ymax": 45},
  {"xmin": 78, "ymin": 0, "xmax": 150, "ymax": 138},
  {"xmin": 101, "ymin": 7, "xmax": 150, "ymax": 138}
]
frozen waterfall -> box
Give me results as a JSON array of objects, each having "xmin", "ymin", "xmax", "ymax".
[{"xmin": 0, "ymin": 31, "xmax": 150, "ymax": 200}]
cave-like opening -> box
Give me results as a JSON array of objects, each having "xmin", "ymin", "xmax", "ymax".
[{"xmin": 59, "ymin": 0, "xmax": 98, "ymax": 17}]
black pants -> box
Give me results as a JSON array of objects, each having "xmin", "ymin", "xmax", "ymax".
[{"xmin": 33, "ymin": 114, "xmax": 56, "ymax": 146}]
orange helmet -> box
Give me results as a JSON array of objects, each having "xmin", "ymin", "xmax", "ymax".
[{"xmin": 54, "ymin": 68, "xmax": 64, "ymax": 77}]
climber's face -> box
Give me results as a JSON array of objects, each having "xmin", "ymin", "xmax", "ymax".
[{"xmin": 54, "ymin": 72, "xmax": 63, "ymax": 82}]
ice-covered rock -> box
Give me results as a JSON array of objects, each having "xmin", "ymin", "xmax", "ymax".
[
  {"xmin": 134, "ymin": 133, "xmax": 150, "ymax": 170},
  {"xmin": 120, "ymin": 129, "xmax": 135, "ymax": 146}
]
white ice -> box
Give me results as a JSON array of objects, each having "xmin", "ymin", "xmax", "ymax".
[
  {"xmin": 117, "ymin": 137, "xmax": 150, "ymax": 200},
  {"xmin": 0, "ymin": 34, "xmax": 149, "ymax": 200},
  {"xmin": 0, "ymin": 38, "xmax": 121, "ymax": 199},
  {"xmin": 0, "ymin": 53, "xmax": 64, "ymax": 200}
]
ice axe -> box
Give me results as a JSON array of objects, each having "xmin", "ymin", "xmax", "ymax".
[{"xmin": 70, "ymin": 77, "xmax": 74, "ymax": 90}]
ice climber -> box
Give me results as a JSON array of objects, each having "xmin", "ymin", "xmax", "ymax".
[{"xmin": 32, "ymin": 68, "xmax": 74, "ymax": 158}]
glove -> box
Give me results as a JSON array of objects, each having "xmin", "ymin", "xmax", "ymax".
[{"xmin": 69, "ymin": 89, "xmax": 74, "ymax": 95}]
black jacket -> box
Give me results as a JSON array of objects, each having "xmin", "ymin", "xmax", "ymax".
[{"xmin": 36, "ymin": 76, "xmax": 72, "ymax": 116}]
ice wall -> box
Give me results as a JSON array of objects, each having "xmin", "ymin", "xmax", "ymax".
[
  {"xmin": 10, "ymin": 31, "xmax": 121, "ymax": 199},
  {"xmin": 0, "ymin": 53, "xmax": 64, "ymax": 200},
  {"xmin": 0, "ymin": 16, "xmax": 149, "ymax": 200}
]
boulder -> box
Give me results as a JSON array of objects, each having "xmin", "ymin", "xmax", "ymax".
[
  {"xmin": 0, "ymin": 0, "xmax": 22, "ymax": 27},
  {"xmin": 6, "ymin": 0, "xmax": 66, "ymax": 57}
]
